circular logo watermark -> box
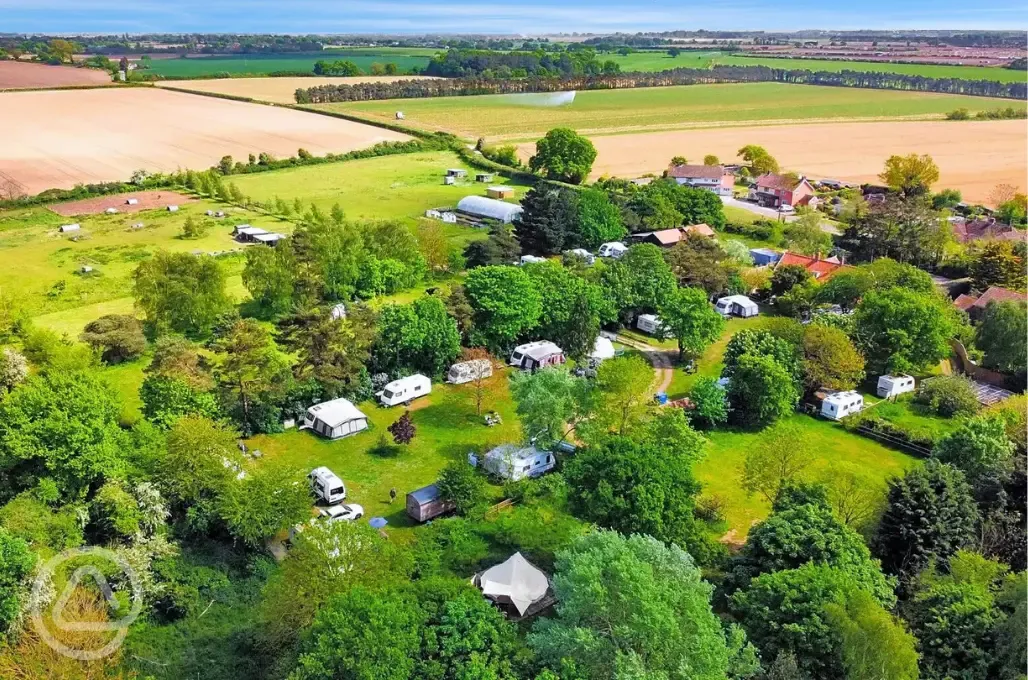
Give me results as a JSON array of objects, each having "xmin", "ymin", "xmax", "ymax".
[{"xmin": 30, "ymin": 547, "xmax": 143, "ymax": 661}]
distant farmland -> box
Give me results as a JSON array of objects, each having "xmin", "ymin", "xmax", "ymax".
[
  {"xmin": 325, "ymin": 82, "xmax": 1023, "ymax": 140},
  {"xmin": 143, "ymin": 49, "xmax": 436, "ymax": 78}
]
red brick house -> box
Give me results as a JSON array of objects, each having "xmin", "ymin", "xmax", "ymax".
[
  {"xmin": 950, "ymin": 216, "xmax": 1027, "ymax": 244},
  {"xmin": 750, "ymin": 174, "xmax": 817, "ymax": 208},
  {"xmin": 775, "ymin": 251, "xmax": 852, "ymax": 281},
  {"xmin": 953, "ymin": 286, "xmax": 1024, "ymax": 319},
  {"xmin": 667, "ymin": 164, "xmax": 734, "ymax": 197}
]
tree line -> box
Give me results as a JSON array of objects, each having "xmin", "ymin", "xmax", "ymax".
[
  {"xmin": 295, "ymin": 63, "xmax": 1027, "ymax": 104},
  {"xmin": 423, "ymin": 48, "xmax": 620, "ymax": 78}
]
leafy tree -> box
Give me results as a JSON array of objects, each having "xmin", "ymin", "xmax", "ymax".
[
  {"xmin": 523, "ymin": 261, "xmax": 605, "ymax": 361},
  {"xmin": 688, "ymin": 377, "xmax": 728, "ymax": 429},
  {"xmin": 463, "ymin": 223, "xmax": 521, "ymax": 268},
  {"xmin": 212, "ymin": 319, "xmax": 291, "ymax": 433},
  {"xmin": 89, "ymin": 481, "xmax": 142, "ymax": 541},
  {"xmin": 824, "ymin": 590, "xmax": 920, "ymax": 680},
  {"xmin": 529, "ymin": 531, "xmax": 755, "ymax": 680},
  {"xmin": 464, "ymin": 266, "xmax": 542, "ymax": 352},
  {"xmin": 180, "ymin": 215, "xmax": 210, "ymax": 239},
  {"xmin": 374, "ymin": 297, "xmax": 461, "ymax": 377},
  {"xmin": 514, "ymin": 186, "xmax": 579, "ymax": 255},
  {"xmin": 216, "ymin": 460, "xmax": 311, "ymax": 547},
  {"xmin": 968, "ymin": 240, "xmax": 1026, "ymax": 291},
  {"xmin": 658, "ymin": 286, "xmax": 725, "ymax": 360},
  {"xmin": 853, "ymin": 287, "xmax": 959, "ymax": 375},
  {"xmin": 444, "ymin": 285, "xmax": 476, "ymax": 343},
  {"xmin": 879, "ymin": 153, "xmax": 940, "ymax": 195},
  {"xmin": 841, "ymin": 194, "xmax": 949, "ymax": 267},
  {"xmin": 976, "ymin": 300, "xmax": 1027, "ymax": 376},
  {"xmin": 0, "ymin": 492, "xmax": 83, "ymax": 554},
  {"xmin": 915, "ymin": 375, "xmax": 981, "ymax": 418},
  {"xmin": 618, "ymin": 244, "xmax": 677, "ymax": 312},
  {"xmin": 278, "ymin": 306, "xmax": 372, "ymax": 401},
  {"xmin": 510, "ymin": 368, "xmax": 594, "ymax": 448},
  {"xmin": 133, "ymin": 252, "xmax": 229, "ymax": 338},
  {"xmin": 243, "ymin": 242, "xmax": 297, "ymax": 317},
  {"xmin": 0, "ymin": 348, "xmax": 28, "ymax": 395},
  {"xmin": 0, "ymin": 529, "xmax": 34, "ymax": 639},
  {"xmin": 437, "ymin": 461, "xmax": 485, "ymax": 515},
  {"xmin": 727, "ymin": 353, "xmax": 800, "ymax": 427},
  {"xmin": 592, "ymin": 354, "xmax": 653, "ymax": 435},
  {"xmin": 160, "ymin": 416, "xmax": 241, "ymax": 517},
  {"xmin": 575, "ymin": 188, "xmax": 626, "ymax": 248},
  {"xmin": 80, "ymin": 314, "xmax": 146, "ymax": 364},
  {"xmin": 703, "ymin": 154, "xmax": 720, "ymax": 165},
  {"xmin": 564, "ymin": 434, "xmax": 711, "ymax": 558},
  {"xmin": 933, "ymin": 415, "xmax": 1015, "ymax": 489},
  {"xmin": 529, "ymin": 128, "xmax": 597, "ymax": 184},
  {"xmin": 737, "ymin": 144, "xmax": 779, "ymax": 175},
  {"xmin": 0, "ymin": 370, "xmax": 127, "ymax": 497},
  {"xmin": 741, "ymin": 423, "xmax": 814, "ymax": 503},
  {"xmin": 723, "ymin": 329, "xmax": 801, "ymax": 380},
  {"xmin": 388, "ymin": 411, "xmax": 416, "ymax": 445},
  {"xmin": 783, "ymin": 211, "xmax": 833, "ymax": 255},
  {"xmin": 665, "ymin": 234, "xmax": 734, "ymax": 295},
  {"xmin": 801, "ymin": 324, "xmax": 865, "ymax": 391},
  {"xmin": 872, "ymin": 459, "xmax": 979, "ymax": 584},
  {"xmin": 769, "ymin": 264, "xmax": 813, "ymax": 296},
  {"xmin": 932, "ymin": 187, "xmax": 963, "ymax": 210},
  {"xmin": 993, "ymin": 571, "xmax": 1027, "ymax": 680},
  {"xmin": 908, "ymin": 575, "xmax": 1000, "ymax": 680}
]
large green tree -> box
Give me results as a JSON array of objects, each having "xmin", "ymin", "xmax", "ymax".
[
  {"xmin": 373, "ymin": 297, "xmax": 461, "ymax": 377},
  {"xmin": 523, "ymin": 261, "xmax": 606, "ymax": 361},
  {"xmin": 243, "ymin": 243, "xmax": 297, "ymax": 316},
  {"xmin": 0, "ymin": 529, "xmax": 33, "ymax": 640},
  {"xmin": 213, "ymin": 319, "xmax": 292, "ymax": 433},
  {"xmin": 824, "ymin": 590, "xmax": 920, "ymax": 680},
  {"xmin": 514, "ymin": 186, "xmax": 580, "ymax": 255},
  {"xmin": 216, "ymin": 460, "xmax": 312, "ymax": 547},
  {"xmin": 464, "ymin": 266, "xmax": 542, "ymax": 352},
  {"xmin": 133, "ymin": 252, "xmax": 230, "ymax": 338},
  {"xmin": 976, "ymin": 300, "xmax": 1027, "ymax": 376},
  {"xmin": 575, "ymin": 188, "xmax": 626, "ymax": 248},
  {"xmin": 277, "ymin": 305, "xmax": 373, "ymax": 402},
  {"xmin": 510, "ymin": 367, "xmax": 594, "ymax": 448},
  {"xmin": 801, "ymin": 324, "xmax": 865, "ymax": 392},
  {"xmin": 853, "ymin": 287, "xmax": 960, "ymax": 375},
  {"xmin": 592, "ymin": 354, "xmax": 654, "ymax": 436},
  {"xmin": 529, "ymin": 128, "xmax": 597, "ymax": 184},
  {"xmin": 80, "ymin": 314, "xmax": 146, "ymax": 364},
  {"xmin": 879, "ymin": 153, "xmax": 940, "ymax": 196},
  {"xmin": 658, "ymin": 286, "xmax": 725, "ymax": 360},
  {"xmin": 933, "ymin": 414, "xmax": 1015, "ymax": 489},
  {"xmin": 726, "ymin": 353, "xmax": 800, "ymax": 428}
]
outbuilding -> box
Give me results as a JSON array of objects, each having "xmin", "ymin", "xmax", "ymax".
[
  {"xmin": 446, "ymin": 359, "xmax": 493, "ymax": 385},
  {"xmin": 877, "ymin": 375, "xmax": 916, "ymax": 399},
  {"xmin": 476, "ymin": 173, "xmax": 495, "ymax": 183},
  {"xmin": 167, "ymin": 205, "xmax": 179, "ymax": 212},
  {"xmin": 406, "ymin": 483, "xmax": 456, "ymax": 522},
  {"xmin": 749, "ymin": 248, "xmax": 781, "ymax": 267},
  {"xmin": 456, "ymin": 196, "xmax": 523, "ymax": 224},
  {"xmin": 821, "ymin": 391, "xmax": 864, "ymax": 420},
  {"xmin": 715, "ymin": 295, "xmax": 759, "ymax": 318},
  {"xmin": 597, "ymin": 241, "xmax": 627, "ymax": 259},
  {"xmin": 302, "ymin": 398, "xmax": 369, "ymax": 439},
  {"xmin": 509, "ymin": 341, "xmax": 565, "ymax": 371},
  {"xmin": 377, "ymin": 374, "xmax": 432, "ymax": 407},
  {"xmin": 59, "ymin": 223, "xmax": 81, "ymax": 233},
  {"xmin": 482, "ymin": 444, "xmax": 555, "ymax": 481},
  {"xmin": 636, "ymin": 314, "xmax": 663, "ymax": 335},
  {"xmin": 487, "ymin": 185, "xmax": 515, "ymax": 199},
  {"xmin": 446, "ymin": 169, "xmax": 468, "ymax": 178},
  {"xmin": 473, "ymin": 552, "xmax": 552, "ymax": 618}
]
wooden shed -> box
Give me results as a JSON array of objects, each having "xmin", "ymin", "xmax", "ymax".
[{"xmin": 406, "ymin": 483, "xmax": 456, "ymax": 523}]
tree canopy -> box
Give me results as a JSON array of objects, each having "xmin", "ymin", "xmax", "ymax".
[{"xmin": 528, "ymin": 128, "xmax": 597, "ymax": 184}]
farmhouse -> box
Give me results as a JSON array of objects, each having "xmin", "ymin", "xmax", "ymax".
[
  {"xmin": 749, "ymin": 173, "xmax": 816, "ymax": 208},
  {"xmin": 233, "ymin": 225, "xmax": 286, "ymax": 245},
  {"xmin": 406, "ymin": 483, "xmax": 456, "ymax": 523},
  {"xmin": 634, "ymin": 224, "xmax": 715, "ymax": 247},
  {"xmin": 953, "ymin": 286, "xmax": 1024, "ymax": 319},
  {"xmin": 482, "ymin": 444, "xmax": 555, "ymax": 481},
  {"xmin": 456, "ymin": 195, "xmax": 523, "ymax": 224},
  {"xmin": 666, "ymin": 163, "xmax": 734, "ymax": 196},
  {"xmin": 473, "ymin": 552, "xmax": 552, "ymax": 618},
  {"xmin": 749, "ymin": 248, "xmax": 782, "ymax": 266},
  {"xmin": 775, "ymin": 251, "xmax": 851, "ymax": 281},
  {"xmin": 509, "ymin": 341, "xmax": 565, "ymax": 371},
  {"xmin": 302, "ymin": 398, "xmax": 369, "ymax": 440}
]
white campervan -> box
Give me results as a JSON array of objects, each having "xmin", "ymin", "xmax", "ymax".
[
  {"xmin": 378, "ymin": 374, "xmax": 432, "ymax": 407},
  {"xmin": 598, "ymin": 242, "xmax": 627, "ymax": 259},
  {"xmin": 877, "ymin": 375, "xmax": 915, "ymax": 399},
  {"xmin": 519, "ymin": 255, "xmax": 546, "ymax": 265},
  {"xmin": 309, "ymin": 466, "xmax": 347, "ymax": 504}
]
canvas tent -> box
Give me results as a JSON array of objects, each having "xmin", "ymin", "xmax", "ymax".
[
  {"xmin": 474, "ymin": 552, "xmax": 551, "ymax": 616},
  {"xmin": 302, "ymin": 398, "xmax": 369, "ymax": 439},
  {"xmin": 590, "ymin": 336, "xmax": 616, "ymax": 362},
  {"xmin": 714, "ymin": 295, "xmax": 759, "ymax": 318}
]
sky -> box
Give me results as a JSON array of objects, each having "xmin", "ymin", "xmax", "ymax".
[{"xmin": 2, "ymin": 0, "xmax": 1026, "ymax": 34}]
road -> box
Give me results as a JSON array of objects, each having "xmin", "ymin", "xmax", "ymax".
[{"xmin": 616, "ymin": 334, "xmax": 675, "ymax": 395}]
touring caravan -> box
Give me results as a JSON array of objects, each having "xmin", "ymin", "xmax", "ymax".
[
  {"xmin": 635, "ymin": 314, "xmax": 663, "ymax": 335},
  {"xmin": 308, "ymin": 466, "xmax": 347, "ymax": 504},
  {"xmin": 715, "ymin": 295, "xmax": 759, "ymax": 318},
  {"xmin": 566, "ymin": 248, "xmax": 595, "ymax": 265},
  {"xmin": 377, "ymin": 374, "xmax": 432, "ymax": 407},
  {"xmin": 877, "ymin": 375, "xmax": 916, "ymax": 399},
  {"xmin": 509, "ymin": 341, "xmax": 565, "ymax": 371},
  {"xmin": 519, "ymin": 255, "xmax": 546, "ymax": 265},
  {"xmin": 598, "ymin": 242, "xmax": 627, "ymax": 259},
  {"xmin": 821, "ymin": 391, "xmax": 864, "ymax": 420},
  {"xmin": 482, "ymin": 445, "xmax": 555, "ymax": 482},
  {"xmin": 303, "ymin": 398, "xmax": 369, "ymax": 439},
  {"xmin": 446, "ymin": 359, "xmax": 493, "ymax": 385}
]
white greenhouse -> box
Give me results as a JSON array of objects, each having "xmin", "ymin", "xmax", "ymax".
[{"xmin": 456, "ymin": 196, "xmax": 524, "ymax": 224}]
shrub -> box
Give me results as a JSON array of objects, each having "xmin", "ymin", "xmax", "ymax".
[{"xmin": 915, "ymin": 375, "xmax": 980, "ymax": 418}]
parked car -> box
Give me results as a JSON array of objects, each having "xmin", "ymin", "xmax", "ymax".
[{"xmin": 319, "ymin": 503, "xmax": 365, "ymax": 522}]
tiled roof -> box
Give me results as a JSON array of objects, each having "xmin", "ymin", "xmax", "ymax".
[
  {"xmin": 668, "ymin": 164, "xmax": 725, "ymax": 179},
  {"xmin": 953, "ymin": 294, "xmax": 978, "ymax": 311},
  {"xmin": 755, "ymin": 173, "xmax": 802, "ymax": 192},
  {"xmin": 777, "ymin": 251, "xmax": 851, "ymax": 280},
  {"xmin": 972, "ymin": 286, "xmax": 1024, "ymax": 310},
  {"xmin": 684, "ymin": 223, "xmax": 715, "ymax": 237},
  {"xmin": 951, "ymin": 217, "xmax": 1027, "ymax": 243},
  {"xmin": 644, "ymin": 224, "xmax": 715, "ymax": 245}
]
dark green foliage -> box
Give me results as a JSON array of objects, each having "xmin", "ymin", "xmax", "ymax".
[
  {"xmin": 80, "ymin": 314, "xmax": 147, "ymax": 364},
  {"xmin": 463, "ymin": 223, "xmax": 522, "ymax": 269},
  {"xmin": 514, "ymin": 186, "xmax": 580, "ymax": 255},
  {"xmin": 140, "ymin": 375, "xmax": 219, "ymax": 429},
  {"xmin": 523, "ymin": 261, "xmax": 605, "ymax": 360},
  {"xmin": 437, "ymin": 461, "xmax": 485, "ymax": 515},
  {"xmin": 658, "ymin": 286, "xmax": 725, "ymax": 360},
  {"xmin": 687, "ymin": 377, "xmax": 729, "ymax": 429},
  {"xmin": 464, "ymin": 265, "xmax": 542, "ymax": 352},
  {"xmin": 277, "ymin": 305, "xmax": 374, "ymax": 402},
  {"xmin": 216, "ymin": 461, "xmax": 312, "ymax": 546},
  {"xmin": 853, "ymin": 287, "xmax": 961, "ymax": 375},
  {"xmin": 0, "ymin": 492, "xmax": 83, "ymax": 553},
  {"xmin": 908, "ymin": 581, "xmax": 1000, "ymax": 680},
  {"xmin": 933, "ymin": 415, "xmax": 1015, "ymax": 489},
  {"xmin": 722, "ymin": 329, "xmax": 800, "ymax": 380},
  {"xmin": 841, "ymin": 194, "xmax": 950, "ymax": 268},
  {"xmin": 575, "ymin": 188, "xmax": 626, "ymax": 248},
  {"xmin": 769, "ymin": 264, "xmax": 813, "ymax": 297},
  {"xmin": 976, "ymin": 300, "xmax": 1027, "ymax": 377},
  {"xmin": 615, "ymin": 243, "xmax": 677, "ymax": 312},
  {"xmin": 0, "ymin": 529, "xmax": 33, "ymax": 639},
  {"xmin": 915, "ymin": 375, "xmax": 981, "ymax": 418},
  {"xmin": 528, "ymin": 128, "xmax": 597, "ymax": 184},
  {"xmin": 242, "ymin": 243, "xmax": 296, "ymax": 317},
  {"xmin": 374, "ymin": 296, "xmax": 461, "ymax": 377},
  {"xmin": 726, "ymin": 353, "xmax": 800, "ymax": 428},
  {"xmin": 664, "ymin": 233, "xmax": 734, "ymax": 295},
  {"xmin": 133, "ymin": 252, "xmax": 230, "ymax": 338}
]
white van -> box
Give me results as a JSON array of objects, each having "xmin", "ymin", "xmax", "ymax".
[
  {"xmin": 378, "ymin": 374, "xmax": 432, "ymax": 407},
  {"xmin": 309, "ymin": 466, "xmax": 346, "ymax": 504}
]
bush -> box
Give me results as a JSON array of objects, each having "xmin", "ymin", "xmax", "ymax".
[
  {"xmin": 915, "ymin": 375, "xmax": 980, "ymax": 418},
  {"xmin": 723, "ymin": 220, "xmax": 775, "ymax": 241},
  {"xmin": 842, "ymin": 411, "xmax": 939, "ymax": 453}
]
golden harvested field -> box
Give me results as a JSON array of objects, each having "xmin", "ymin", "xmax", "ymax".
[
  {"xmin": 526, "ymin": 119, "xmax": 1025, "ymax": 206},
  {"xmin": 0, "ymin": 87, "xmax": 410, "ymax": 196},
  {"xmin": 156, "ymin": 75, "xmax": 438, "ymax": 104}
]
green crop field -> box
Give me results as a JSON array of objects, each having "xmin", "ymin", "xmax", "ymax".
[
  {"xmin": 607, "ymin": 50, "xmax": 1027, "ymax": 83},
  {"xmin": 325, "ymin": 82, "xmax": 1017, "ymax": 140},
  {"xmin": 144, "ymin": 48, "xmax": 436, "ymax": 77}
]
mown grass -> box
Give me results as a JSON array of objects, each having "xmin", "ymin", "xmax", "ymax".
[
  {"xmin": 145, "ymin": 48, "xmax": 435, "ymax": 78},
  {"xmin": 327, "ymin": 82, "xmax": 1020, "ymax": 140}
]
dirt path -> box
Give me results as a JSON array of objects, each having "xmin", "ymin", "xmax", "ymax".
[{"xmin": 616, "ymin": 334, "xmax": 675, "ymax": 395}]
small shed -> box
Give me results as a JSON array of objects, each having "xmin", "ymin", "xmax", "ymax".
[
  {"xmin": 251, "ymin": 232, "xmax": 286, "ymax": 246},
  {"xmin": 476, "ymin": 173, "xmax": 495, "ymax": 183},
  {"xmin": 483, "ymin": 444, "xmax": 555, "ymax": 481},
  {"xmin": 509, "ymin": 341, "xmax": 565, "ymax": 371},
  {"xmin": 425, "ymin": 209, "xmax": 442, "ymax": 219},
  {"xmin": 877, "ymin": 375, "xmax": 915, "ymax": 399},
  {"xmin": 446, "ymin": 169, "xmax": 468, "ymax": 178},
  {"xmin": 636, "ymin": 314, "xmax": 663, "ymax": 335},
  {"xmin": 446, "ymin": 359, "xmax": 493, "ymax": 385},
  {"xmin": 487, "ymin": 185, "xmax": 515, "ymax": 199},
  {"xmin": 597, "ymin": 242, "xmax": 627, "ymax": 259},
  {"xmin": 821, "ymin": 391, "xmax": 864, "ymax": 420},
  {"xmin": 444, "ymin": 176, "xmax": 456, "ymax": 186},
  {"xmin": 80, "ymin": 265, "xmax": 94, "ymax": 274},
  {"xmin": 59, "ymin": 223, "xmax": 81, "ymax": 233},
  {"xmin": 473, "ymin": 552, "xmax": 552, "ymax": 618},
  {"xmin": 406, "ymin": 483, "xmax": 456, "ymax": 523},
  {"xmin": 167, "ymin": 205, "xmax": 179, "ymax": 212},
  {"xmin": 302, "ymin": 398, "xmax": 369, "ymax": 439},
  {"xmin": 441, "ymin": 212, "xmax": 457, "ymax": 223},
  {"xmin": 714, "ymin": 295, "xmax": 759, "ymax": 318},
  {"xmin": 749, "ymin": 248, "xmax": 781, "ymax": 266},
  {"xmin": 456, "ymin": 196, "xmax": 524, "ymax": 224}
]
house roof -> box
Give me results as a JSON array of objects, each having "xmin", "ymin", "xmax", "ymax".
[
  {"xmin": 951, "ymin": 217, "xmax": 1027, "ymax": 243},
  {"xmin": 475, "ymin": 552, "xmax": 550, "ymax": 616},
  {"xmin": 408, "ymin": 484, "xmax": 441, "ymax": 504},
  {"xmin": 953, "ymin": 294, "xmax": 978, "ymax": 312},
  {"xmin": 755, "ymin": 173, "xmax": 806, "ymax": 192},
  {"xmin": 641, "ymin": 224, "xmax": 715, "ymax": 245},
  {"xmin": 252, "ymin": 232, "xmax": 285, "ymax": 242},
  {"xmin": 971, "ymin": 286, "xmax": 1024, "ymax": 310},
  {"xmin": 667, "ymin": 163, "xmax": 725, "ymax": 179},
  {"xmin": 777, "ymin": 251, "xmax": 851, "ymax": 281},
  {"xmin": 306, "ymin": 398, "xmax": 367, "ymax": 428}
]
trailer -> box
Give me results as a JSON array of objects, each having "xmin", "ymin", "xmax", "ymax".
[{"xmin": 377, "ymin": 374, "xmax": 432, "ymax": 407}]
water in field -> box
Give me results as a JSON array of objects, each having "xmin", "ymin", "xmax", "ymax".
[{"xmin": 501, "ymin": 91, "xmax": 576, "ymax": 107}]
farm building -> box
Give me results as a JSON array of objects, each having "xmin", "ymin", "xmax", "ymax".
[
  {"xmin": 446, "ymin": 359, "xmax": 493, "ymax": 385},
  {"xmin": 302, "ymin": 398, "xmax": 369, "ymax": 440},
  {"xmin": 566, "ymin": 248, "xmax": 595, "ymax": 265},
  {"xmin": 443, "ymin": 176, "xmax": 456, "ymax": 186},
  {"xmin": 821, "ymin": 391, "xmax": 864, "ymax": 420},
  {"xmin": 441, "ymin": 212, "xmax": 457, "ymax": 223},
  {"xmin": 456, "ymin": 196, "xmax": 523, "ymax": 224},
  {"xmin": 406, "ymin": 483, "xmax": 456, "ymax": 523},
  {"xmin": 59, "ymin": 223, "xmax": 81, "ymax": 233},
  {"xmin": 634, "ymin": 224, "xmax": 714, "ymax": 248},
  {"xmin": 509, "ymin": 341, "xmax": 565, "ymax": 371},
  {"xmin": 715, "ymin": 295, "xmax": 759, "ymax": 318},
  {"xmin": 473, "ymin": 552, "xmax": 552, "ymax": 618},
  {"xmin": 446, "ymin": 169, "xmax": 467, "ymax": 178},
  {"xmin": 636, "ymin": 314, "xmax": 663, "ymax": 335},
  {"xmin": 233, "ymin": 225, "xmax": 286, "ymax": 245},
  {"xmin": 377, "ymin": 374, "xmax": 431, "ymax": 407},
  {"xmin": 877, "ymin": 375, "xmax": 915, "ymax": 399},
  {"xmin": 482, "ymin": 444, "xmax": 555, "ymax": 482},
  {"xmin": 775, "ymin": 252, "xmax": 852, "ymax": 281},
  {"xmin": 476, "ymin": 173, "xmax": 495, "ymax": 183},
  {"xmin": 749, "ymin": 174, "xmax": 816, "ymax": 208},
  {"xmin": 666, "ymin": 163, "xmax": 734, "ymax": 196},
  {"xmin": 487, "ymin": 186, "xmax": 515, "ymax": 199},
  {"xmin": 749, "ymin": 248, "xmax": 782, "ymax": 266},
  {"xmin": 597, "ymin": 241, "xmax": 627, "ymax": 259}
]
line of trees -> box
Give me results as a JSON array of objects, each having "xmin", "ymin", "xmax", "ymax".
[{"xmin": 295, "ymin": 64, "xmax": 1027, "ymax": 104}]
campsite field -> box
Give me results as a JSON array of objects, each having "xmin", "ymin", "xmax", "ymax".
[
  {"xmin": 0, "ymin": 87, "xmax": 409, "ymax": 195},
  {"xmin": 327, "ymin": 82, "xmax": 1018, "ymax": 140},
  {"xmin": 143, "ymin": 49, "xmax": 435, "ymax": 78},
  {"xmin": 156, "ymin": 75, "xmax": 438, "ymax": 103},
  {"xmin": 576, "ymin": 119, "xmax": 1027, "ymax": 205},
  {"xmin": 0, "ymin": 60, "xmax": 111, "ymax": 89}
]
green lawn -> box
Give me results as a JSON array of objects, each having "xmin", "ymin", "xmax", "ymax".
[
  {"xmin": 326, "ymin": 82, "xmax": 1018, "ymax": 141},
  {"xmin": 144, "ymin": 49, "xmax": 435, "ymax": 78},
  {"xmin": 609, "ymin": 51, "xmax": 718, "ymax": 72}
]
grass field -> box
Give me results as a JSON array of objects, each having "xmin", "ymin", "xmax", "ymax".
[
  {"xmin": 608, "ymin": 50, "xmax": 1027, "ymax": 83},
  {"xmin": 145, "ymin": 49, "xmax": 435, "ymax": 78},
  {"xmin": 327, "ymin": 82, "xmax": 1018, "ymax": 140}
]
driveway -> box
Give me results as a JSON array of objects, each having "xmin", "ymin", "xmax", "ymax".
[
  {"xmin": 721, "ymin": 196, "xmax": 840, "ymax": 234},
  {"xmin": 616, "ymin": 334, "xmax": 675, "ymax": 395}
]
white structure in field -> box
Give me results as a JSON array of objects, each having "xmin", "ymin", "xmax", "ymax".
[
  {"xmin": 821, "ymin": 391, "xmax": 864, "ymax": 420},
  {"xmin": 636, "ymin": 314, "xmax": 663, "ymax": 335},
  {"xmin": 59, "ymin": 223, "xmax": 81, "ymax": 233},
  {"xmin": 474, "ymin": 552, "xmax": 550, "ymax": 616},
  {"xmin": 377, "ymin": 374, "xmax": 432, "ymax": 406},
  {"xmin": 519, "ymin": 255, "xmax": 546, "ymax": 265},
  {"xmin": 566, "ymin": 248, "xmax": 595, "ymax": 265},
  {"xmin": 877, "ymin": 375, "xmax": 916, "ymax": 399},
  {"xmin": 330, "ymin": 303, "xmax": 347, "ymax": 320},
  {"xmin": 303, "ymin": 398, "xmax": 369, "ymax": 439},
  {"xmin": 590, "ymin": 336, "xmax": 616, "ymax": 362},
  {"xmin": 456, "ymin": 195, "xmax": 523, "ymax": 224},
  {"xmin": 715, "ymin": 295, "xmax": 759, "ymax": 318},
  {"xmin": 483, "ymin": 444, "xmax": 555, "ymax": 481},
  {"xmin": 509, "ymin": 341, "xmax": 565, "ymax": 371},
  {"xmin": 598, "ymin": 241, "xmax": 627, "ymax": 258}
]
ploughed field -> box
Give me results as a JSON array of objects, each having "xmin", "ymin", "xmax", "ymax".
[
  {"xmin": 0, "ymin": 60, "xmax": 112, "ymax": 89},
  {"xmin": 0, "ymin": 87, "xmax": 410, "ymax": 195},
  {"xmin": 324, "ymin": 82, "xmax": 1021, "ymax": 140},
  {"xmin": 156, "ymin": 75, "xmax": 439, "ymax": 103}
]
